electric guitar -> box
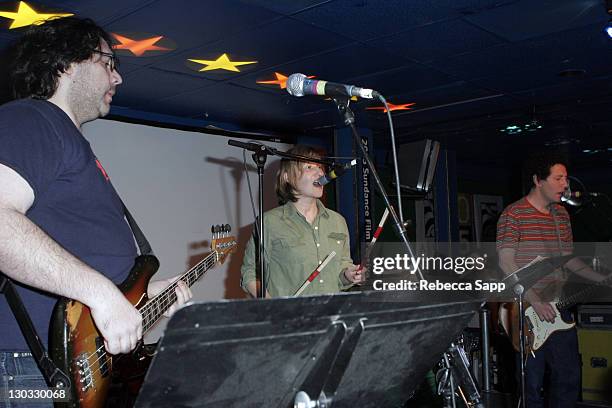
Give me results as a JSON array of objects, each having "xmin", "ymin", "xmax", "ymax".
[
  {"xmin": 50, "ymin": 225, "xmax": 236, "ymax": 408},
  {"xmin": 499, "ymin": 273, "xmax": 612, "ymax": 353}
]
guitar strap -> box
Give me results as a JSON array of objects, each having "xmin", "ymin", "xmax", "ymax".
[
  {"xmin": 0, "ymin": 273, "xmax": 71, "ymax": 388},
  {"xmin": 122, "ymin": 203, "xmax": 154, "ymax": 255},
  {"xmin": 549, "ymin": 204, "xmax": 574, "ymax": 321}
]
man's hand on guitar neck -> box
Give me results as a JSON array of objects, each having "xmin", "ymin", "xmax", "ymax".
[{"xmin": 147, "ymin": 276, "xmax": 192, "ymax": 317}]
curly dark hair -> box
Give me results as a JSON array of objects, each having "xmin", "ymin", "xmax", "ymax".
[
  {"xmin": 276, "ymin": 145, "xmax": 326, "ymax": 205},
  {"xmin": 10, "ymin": 17, "xmax": 114, "ymax": 99},
  {"xmin": 523, "ymin": 150, "xmax": 569, "ymax": 190}
]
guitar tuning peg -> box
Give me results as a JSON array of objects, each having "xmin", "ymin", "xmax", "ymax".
[{"xmin": 225, "ymin": 224, "xmax": 231, "ymax": 234}]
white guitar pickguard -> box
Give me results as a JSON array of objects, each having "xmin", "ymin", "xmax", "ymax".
[{"xmin": 524, "ymin": 304, "xmax": 575, "ymax": 351}]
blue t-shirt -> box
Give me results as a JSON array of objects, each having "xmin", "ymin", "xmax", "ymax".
[{"xmin": 0, "ymin": 99, "xmax": 137, "ymax": 351}]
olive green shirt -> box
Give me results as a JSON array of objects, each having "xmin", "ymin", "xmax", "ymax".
[{"xmin": 241, "ymin": 200, "xmax": 354, "ymax": 297}]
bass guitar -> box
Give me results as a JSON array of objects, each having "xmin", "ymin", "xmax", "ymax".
[{"xmin": 50, "ymin": 225, "xmax": 236, "ymax": 408}]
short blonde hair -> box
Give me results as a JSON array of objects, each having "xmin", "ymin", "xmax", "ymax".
[{"xmin": 276, "ymin": 145, "xmax": 325, "ymax": 204}]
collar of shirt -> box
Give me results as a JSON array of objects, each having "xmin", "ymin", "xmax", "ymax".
[{"xmin": 282, "ymin": 199, "xmax": 330, "ymax": 221}]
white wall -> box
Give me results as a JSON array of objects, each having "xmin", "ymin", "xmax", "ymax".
[{"xmin": 83, "ymin": 118, "xmax": 291, "ymax": 340}]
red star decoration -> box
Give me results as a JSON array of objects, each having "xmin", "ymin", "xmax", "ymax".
[
  {"xmin": 257, "ymin": 72, "xmax": 315, "ymax": 89},
  {"xmin": 366, "ymin": 102, "xmax": 415, "ymax": 113},
  {"xmin": 111, "ymin": 33, "xmax": 172, "ymax": 57}
]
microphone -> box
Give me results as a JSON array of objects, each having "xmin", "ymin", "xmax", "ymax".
[
  {"xmin": 315, "ymin": 159, "xmax": 357, "ymax": 186},
  {"xmin": 561, "ymin": 189, "xmax": 600, "ymax": 207},
  {"xmin": 227, "ymin": 139, "xmax": 268, "ymax": 153},
  {"xmin": 286, "ymin": 73, "xmax": 379, "ymax": 99},
  {"xmin": 563, "ymin": 190, "xmax": 599, "ymax": 199}
]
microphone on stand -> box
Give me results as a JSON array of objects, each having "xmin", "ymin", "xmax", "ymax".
[
  {"xmin": 561, "ymin": 189, "xmax": 600, "ymax": 206},
  {"xmin": 286, "ymin": 73, "xmax": 379, "ymax": 99},
  {"xmin": 563, "ymin": 190, "xmax": 600, "ymax": 199},
  {"xmin": 315, "ymin": 159, "xmax": 357, "ymax": 186}
]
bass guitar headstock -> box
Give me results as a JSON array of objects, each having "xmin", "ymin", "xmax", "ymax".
[{"xmin": 211, "ymin": 224, "xmax": 236, "ymax": 264}]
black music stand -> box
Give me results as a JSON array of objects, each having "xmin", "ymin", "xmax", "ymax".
[
  {"xmin": 502, "ymin": 255, "xmax": 575, "ymax": 297},
  {"xmin": 135, "ymin": 291, "xmax": 480, "ymax": 408},
  {"xmin": 501, "ymin": 254, "xmax": 575, "ymax": 408}
]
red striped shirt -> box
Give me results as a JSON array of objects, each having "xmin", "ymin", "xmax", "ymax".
[{"xmin": 496, "ymin": 197, "xmax": 573, "ymax": 291}]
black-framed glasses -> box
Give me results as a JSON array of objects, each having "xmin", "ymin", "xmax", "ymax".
[{"xmin": 91, "ymin": 49, "xmax": 119, "ymax": 72}]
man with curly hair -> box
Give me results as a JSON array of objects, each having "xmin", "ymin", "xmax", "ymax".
[
  {"xmin": 0, "ymin": 17, "xmax": 190, "ymax": 405},
  {"xmin": 497, "ymin": 152, "xmax": 608, "ymax": 407}
]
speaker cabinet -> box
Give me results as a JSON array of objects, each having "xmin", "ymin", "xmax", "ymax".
[{"xmin": 578, "ymin": 305, "xmax": 612, "ymax": 403}]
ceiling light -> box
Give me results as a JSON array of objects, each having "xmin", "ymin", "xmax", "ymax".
[
  {"xmin": 605, "ymin": 19, "xmax": 612, "ymax": 38},
  {"xmin": 500, "ymin": 125, "xmax": 522, "ymax": 134},
  {"xmin": 500, "ymin": 119, "xmax": 543, "ymax": 134}
]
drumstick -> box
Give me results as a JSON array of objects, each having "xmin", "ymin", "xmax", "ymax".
[
  {"xmin": 361, "ymin": 207, "xmax": 390, "ymax": 269},
  {"xmin": 293, "ymin": 251, "xmax": 336, "ymax": 296},
  {"xmin": 371, "ymin": 207, "xmax": 390, "ymax": 244}
]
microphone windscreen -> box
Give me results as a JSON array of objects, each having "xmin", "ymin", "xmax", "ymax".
[{"xmin": 286, "ymin": 73, "xmax": 306, "ymax": 97}]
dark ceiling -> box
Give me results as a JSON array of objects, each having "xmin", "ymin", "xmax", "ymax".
[{"xmin": 1, "ymin": 0, "xmax": 611, "ymax": 166}]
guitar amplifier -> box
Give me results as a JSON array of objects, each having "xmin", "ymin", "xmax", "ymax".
[{"xmin": 578, "ymin": 305, "xmax": 612, "ymax": 404}]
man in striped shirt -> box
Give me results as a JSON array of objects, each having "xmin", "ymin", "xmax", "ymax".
[{"xmin": 497, "ymin": 153, "xmax": 606, "ymax": 407}]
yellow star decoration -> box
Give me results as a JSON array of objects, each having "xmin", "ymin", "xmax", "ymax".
[
  {"xmin": 0, "ymin": 1, "xmax": 73, "ymax": 29},
  {"xmin": 188, "ymin": 53, "xmax": 257, "ymax": 72},
  {"xmin": 256, "ymin": 72, "xmax": 316, "ymax": 89},
  {"xmin": 366, "ymin": 102, "xmax": 415, "ymax": 113},
  {"xmin": 111, "ymin": 33, "xmax": 172, "ymax": 57}
]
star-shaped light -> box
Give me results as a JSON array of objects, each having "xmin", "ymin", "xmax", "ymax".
[
  {"xmin": 188, "ymin": 53, "xmax": 257, "ymax": 72},
  {"xmin": 0, "ymin": 1, "xmax": 72, "ymax": 29},
  {"xmin": 111, "ymin": 33, "xmax": 172, "ymax": 57},
  {"xmin": 366, "ymin": 102, "xmax": 415, "ymax": 113},
  {"xmin": 256, "ymin": 72, "xmax": 316, "ymax": 89}
]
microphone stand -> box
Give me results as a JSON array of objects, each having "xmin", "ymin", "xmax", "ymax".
[
  {"xmin": 331, "ymin": 97, "xmax": 423, "ymax": 280},
  {"xmin": 228, "ymin": 140, "xmax": 335, "ymax": 298},
  {"xmin": 514, "ymin": 283, "xmax": 527, "ymax": 408}
]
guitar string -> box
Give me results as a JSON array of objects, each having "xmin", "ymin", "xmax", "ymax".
[
  {"xmin": 140, "ymin": 255, "xmax": 216, "ymax": 329},
  {"xmin": 557, "ymin": 268, "xmax": 612, "ymax": 310},
  {"xmin": 79, "ymin": 251, "xmax": 221, "ymax": 382},
  {"xmin": 82, "ymin": 271, "xmax": 204, "ymax": 382},
  {"xmin": 82, "ymin": 273, "xmax": 205, "ymax": 382},
  {"xmin": 81, "ymin": 278, "xmax": 201, "ymax": 379},
  {"xmin": 138, "ymin": 253, "xmax": 216, "ymax": 328}
]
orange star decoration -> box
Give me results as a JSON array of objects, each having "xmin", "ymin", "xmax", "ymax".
[
  {"xmin": 111, "ymin": 33, "xmax": 172, "ymax": 57},
  {"xmin": 366, "ymin": 102, "xmax": 415, "ymax": 113},
  {"xmin": 0, "ymin": 1, "xmax": 72, "ymax": 29},
  {"xmin": 188, "ymin": 53, "xmax": 257, "ymax": 72},
  {"xmin": 256, "ymin": 72, "xmax": 316, "ymax": 89}
]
